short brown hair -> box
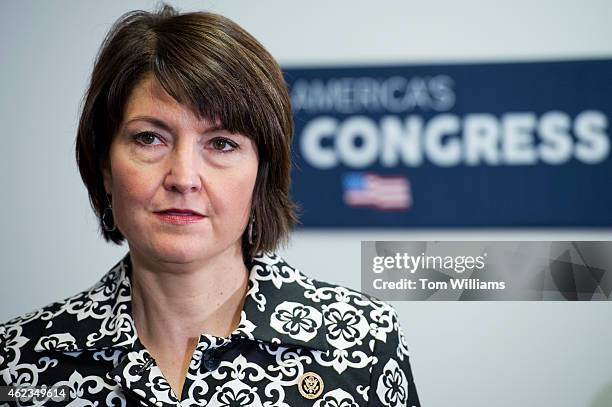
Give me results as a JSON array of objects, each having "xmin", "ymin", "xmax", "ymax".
[{"xmin": 75, "ymin": 4, "xmax": 297, "ymax": 258}]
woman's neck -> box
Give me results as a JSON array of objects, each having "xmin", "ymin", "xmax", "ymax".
[{"xmin": 128, "ymin": 246, "xmax": 249, "ymax": 351}]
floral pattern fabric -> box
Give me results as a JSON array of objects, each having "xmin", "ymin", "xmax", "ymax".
[{"xmin": 0, "ymin": 252, "xmax": 420, "ymax": 406}]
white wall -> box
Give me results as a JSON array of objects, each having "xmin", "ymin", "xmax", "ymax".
[{"xmin": 1, "ymin": 1, "xmax": 611, "ymax": 406}]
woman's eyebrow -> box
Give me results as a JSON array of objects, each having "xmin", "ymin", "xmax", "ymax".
[
  {"xmin": 124, "ymin": 116, "xmax": 172, "ymax": 132},
  {"xmin": 123, "ymin": 115, "xmax": 226, "ymax": 134}
]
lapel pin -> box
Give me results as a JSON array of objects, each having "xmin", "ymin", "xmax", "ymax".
[{"xmin": 298, "ymin": 371, "xmax": 324, "ymax": 399}]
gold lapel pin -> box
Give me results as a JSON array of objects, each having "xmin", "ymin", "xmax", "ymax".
[{"xmin": 298, "ymin": 371, "xmax": 324, "ymax": 399}]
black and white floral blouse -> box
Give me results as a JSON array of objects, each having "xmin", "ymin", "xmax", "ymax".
[{"xmin": 0, "ymin": 252, "xmax": 420, "ymax": 406}]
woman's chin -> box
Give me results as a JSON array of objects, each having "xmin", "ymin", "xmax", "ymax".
[
  {"xmin": 152, "ymin": 244, "xmax": 210, "ymax": 265},
  {"xmin": 126, "ymin": 231, "xmax": 242, "ymax": 267},
  {"xmin": 127, "ymin": 237, "xmax": 210, "ymax": 266}
]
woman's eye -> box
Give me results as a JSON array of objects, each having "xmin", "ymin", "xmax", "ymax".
[
  {"xmin": 134, "ymin": 132, "xmax": 163, "ymax": 146},
  {"xmin": 210, "ymin": 137, "xmax": 238, "ymax": 152}
]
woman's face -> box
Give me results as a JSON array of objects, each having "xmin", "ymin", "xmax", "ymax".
[{"xmin": 103, "ymin": 75, "xmax": 258, "ymax": 267}]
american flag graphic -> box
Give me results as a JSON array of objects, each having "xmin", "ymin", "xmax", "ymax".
[{"xmin": 342, "ymin": 172, "xmax": 412, "ymax": 211}]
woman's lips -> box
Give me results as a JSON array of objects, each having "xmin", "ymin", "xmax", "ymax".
[{"xmin": 154, "ymin": 211, "xmax": 205, "ymax": 224}]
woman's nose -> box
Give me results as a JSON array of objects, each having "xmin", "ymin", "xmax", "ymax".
[{"xmin": 163, "ymin": 146, "xmax": 202, "ymax": 193}]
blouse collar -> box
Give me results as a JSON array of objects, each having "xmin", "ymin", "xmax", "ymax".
[{"xmin": 33, "ymin": 252, "xmax": 330, "ymax": 354}]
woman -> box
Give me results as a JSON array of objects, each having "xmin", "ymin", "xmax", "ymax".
[{"xmin": 0, "ymin": 5, "xmax": 420, "ymax": 407}]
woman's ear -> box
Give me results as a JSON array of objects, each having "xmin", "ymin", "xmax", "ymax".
[{"xmin": 102, "ymin": 162, "xmax": 113, "ymax": 194}]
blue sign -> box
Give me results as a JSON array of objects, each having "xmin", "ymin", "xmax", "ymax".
[{"xmin": 284, "ymin": 59, "xmax": 612, "ymax": 227}]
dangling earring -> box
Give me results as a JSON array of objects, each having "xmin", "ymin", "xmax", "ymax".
[
  {"xmin": 248, "ymin": 213, "xmax": 256, "ymax": 245},
  {"xmin": 102, "ymin": 193, "xmax": 117, "ymax": 232}
]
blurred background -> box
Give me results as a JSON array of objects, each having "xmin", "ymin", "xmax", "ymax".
[{"xmin": 1, "ymin": 1, "xmax": 611, "ymax": 406}]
